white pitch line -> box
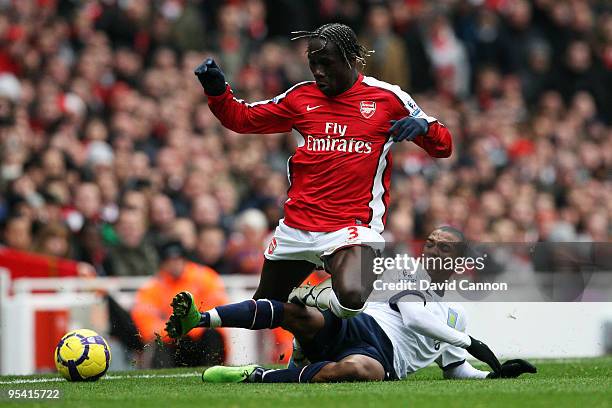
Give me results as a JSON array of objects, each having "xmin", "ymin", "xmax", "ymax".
[{"xmin": 0, "ymin": 372, "xmax": 200, "ymax": 385}]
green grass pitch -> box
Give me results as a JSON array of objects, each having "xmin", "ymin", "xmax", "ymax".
[{"xmin": 1, "ymin": 358, "xmax": 611, "ymax": 408}]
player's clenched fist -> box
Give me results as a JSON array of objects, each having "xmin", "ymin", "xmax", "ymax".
[{"xmin": 194, "ymin": 58, "xmax": 227, "ymax": 96}]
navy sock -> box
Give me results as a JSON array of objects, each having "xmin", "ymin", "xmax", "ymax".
[
  {"xmin": 198, "ymin": 299, "xmax": 284, "ymax": 329},
  {"xmin": 257, "ymin": 362, "xmax": 331, "ymax": 383},
  {"xmin": 198, "ymin": 312, "xmax": 210, "ymax": 327}
]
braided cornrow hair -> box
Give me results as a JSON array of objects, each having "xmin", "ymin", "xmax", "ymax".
[{"xmin": 291, "ymin": 23, "xmax": 373, "ymax": 68}]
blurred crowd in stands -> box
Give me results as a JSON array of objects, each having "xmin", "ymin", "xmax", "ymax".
[{"xmin": 0, "ymin": 0, "xmax": 610, "ymax": 281}]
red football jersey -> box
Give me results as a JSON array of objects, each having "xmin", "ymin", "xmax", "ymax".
[{"xmin": 207, "ymin": 73, "xmax": 452, "ymax": 233}]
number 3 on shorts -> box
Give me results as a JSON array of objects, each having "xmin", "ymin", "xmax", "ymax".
[{"xmin": 348, "ymin": 226, "xmax": 359, "ymax": 240}]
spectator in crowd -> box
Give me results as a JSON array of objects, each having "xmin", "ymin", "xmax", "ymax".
[
  {"xmin": 73, "ymin": 221, "xmax": 109, "ymax": 275},
  {"xmin": 121, "ymin": 188, "xmax": 149, "ymax": 215},
  {"xmin": 226, "ymin": 209, "xmax": 269, "ymax": 275},
  {"xmin": 171, "ymin": 217, "xmax": 198, "ymax": 261},
  {"xmin": 1, "ymin": 215, "xmax": 32, "ymax": 251},
  {"xmin": 131, "ymin": 240, "xmax": 228, "ymax": 367},
  {"xmin": 105, "ymin": 209, "xmax": 158, "ymax": 276},
  {"xmin": 147, "ymin": 193, "xmax": 177, "ymax": 245},
  {"xmin": 32, "ymin": 221, "xmax": 71, "ymax": 258},
  {"xmin": 66, "ymin": 182, "xmax": 102, "ymax": 233},
  {"xmin": 360, "ymin": 4, "xmax": 410, "ymax": 90},
  {"xmin": 195, "ymin": 226, "xmax": 229, "ymax": 275},
  {"xmin": 424, "ymin": 15, "xmax": 471, "ymax": 98},
  {"xmin": 191, "ymin": 193, "xmax": 221, "ymax": 230}
]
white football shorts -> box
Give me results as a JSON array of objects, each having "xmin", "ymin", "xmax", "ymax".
[{"xmin": 264, "ymin": 219, "xmax": 385, "ymax": 267}]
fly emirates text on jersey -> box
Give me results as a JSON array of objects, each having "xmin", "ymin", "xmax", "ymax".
[{"xmin": 306, "ymin": 122, "xmax": 373, "ymax": 154}]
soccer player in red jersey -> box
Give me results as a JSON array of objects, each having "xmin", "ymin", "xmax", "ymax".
[{"xmin": 195, "ymin": 23, "xmax": 452, "ymax": 319}]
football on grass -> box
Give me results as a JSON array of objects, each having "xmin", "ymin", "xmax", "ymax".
[{"xmin": 54, "ymin": 329, "xmax": 111, "ymax": 381}]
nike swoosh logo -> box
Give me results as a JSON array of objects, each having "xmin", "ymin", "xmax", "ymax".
[{"xmin": 306, "ymin": 105, "xmax": 323, "ymax": 111}]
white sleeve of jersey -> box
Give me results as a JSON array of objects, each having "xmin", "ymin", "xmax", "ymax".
[
  {"xmin": 395, "ymin": 87, "xmax": 438, "ymax": 123},
  {"xmin": 437, "ymin": 345, "xmax": 468, "ymax": 370},
  {"xmin": 362, "ymin": 76, "xmax": 438, "ymax": 123},
  {"xmin": 396, "ymin": 298, "xmax": 471, "ymax": 348},
  {"xmin": 436, "ymin": 305, "xmax": 469, "ymax": 369}
]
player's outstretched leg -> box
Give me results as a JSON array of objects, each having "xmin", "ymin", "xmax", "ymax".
[
  {"xmin": 203, "ymin": 355, "xmax": 385, "ymax": 383},
  {"xmin": 203, "ymin": 362, "xmax": 330, "ymax": 383},
  {"xmin": 165, "ymin": 291, "xmax": 325, "ymax": 340},
  {"xmin": 166, "ymin": 293, "xmax": 287, "ymax": 338}
]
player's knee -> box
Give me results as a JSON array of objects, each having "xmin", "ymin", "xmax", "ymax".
[
  {"xmin": 281, "ymin": 303, "xmax": 324, "ymax": 340},
  {"xmin": 336, "ymin": 360, "xmax": 379, "ymax": 381},
  {"xmin": 335, "ymin": 287, "xmax": 365, "ymax": 311},
  {"xmin": 328, "ymin": 287, "xmax": 365, "ymax": 319},
  {"xmin": 312, "ymin": 361, "xmax": 367, "ymax": 382},
  {"xmin": 283, "ymin": 304, "xmax": 314, "ymax": 328}
]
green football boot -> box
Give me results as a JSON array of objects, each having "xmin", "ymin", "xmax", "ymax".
[
  {"xmin": 165, "ymin": 291, "xmax": 201, "ymax": 338},
  {"xmin": 202, "ymin": 365, "xmax": 264, "ymax": 383}
]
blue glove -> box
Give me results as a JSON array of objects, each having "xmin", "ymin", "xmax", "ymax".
[
  {"xmin": 389, "ymin": 117, "xmax": 429, "ymax": 142},
  {"xmin": 194, "ymin": 58, "xmax": 226, "ymax": 96}
]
